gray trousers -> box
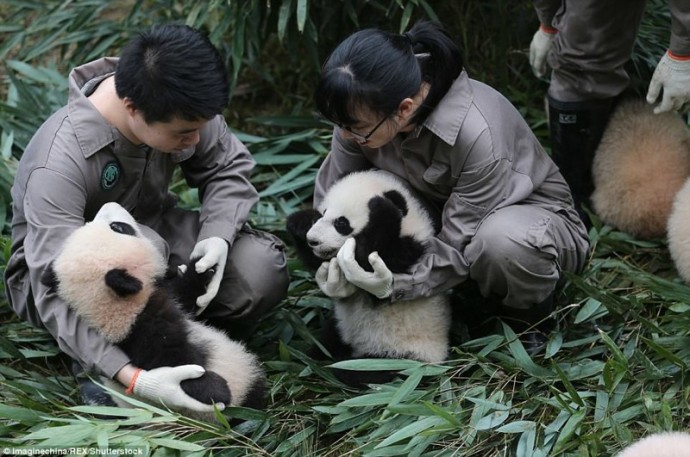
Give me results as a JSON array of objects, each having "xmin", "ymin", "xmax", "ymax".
[
  {"xmin": 464, "ymin": 204, "xmax": 588, "ymax": 310},
  {"xmin": 147, "ymin": 207, "xmax": 289, "ymax": 325},
  {"xmin": 547, "ymin": 0, "xmax": 647, "ymax": 102}
]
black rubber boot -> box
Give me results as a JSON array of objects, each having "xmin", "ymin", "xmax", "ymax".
[
  {"xmin": 71, "ymin": 360, "xmax": 117, "ymax": 407},
  {"xmin": 547, "ymin": 96, "xmax": 617, "ymax": 227},
  {"xmin": 500, "ymin": 292, "xmax": 556, "ymax": 356}
]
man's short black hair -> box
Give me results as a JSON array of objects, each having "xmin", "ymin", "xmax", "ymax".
[{"xmin": 115, "ymin": 24, "xmax": 229, "ymax": 124}]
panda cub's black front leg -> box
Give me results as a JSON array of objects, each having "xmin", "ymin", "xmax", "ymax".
[{"xmin": 167, "ymin": 258, "xmax": 215, "ymax": 315}]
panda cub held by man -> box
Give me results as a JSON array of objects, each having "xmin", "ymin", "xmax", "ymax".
[
  {"xmin": 41, "ymin": 202, "xmax": 266, "ymax": 420},
  {"xmin": 287, "ymin": 170, "xmax": 451, "ymax": 386}
]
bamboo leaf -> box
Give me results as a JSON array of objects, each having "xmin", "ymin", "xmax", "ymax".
[
  {"xmin": 387, "ymin": 369, "xmax": 423, "ymax": 407},
  {"xmin": 329, "ymin": 358, "xmax": 423, "ymax": 371},
  {"xmin": 474, "ymin": 410, "xmax": 510, "ymax": 431},
  {"xmin": 574, "ymin": 297, "xmax": 605, "ymax": 323},
  {"xmin": 497, "ymin": 420, "xmax": 537, "ymax": 433},
  {"xmin": 296, "ymin": 0, "xmax": 308, "ymax": 32},
  {"xmin": 375, "ymin": 416, "xmax": 446, "ymax": 448},
  {"xmin": 149, "ymin": 437, "xmax": 205, "ymax": 452}
]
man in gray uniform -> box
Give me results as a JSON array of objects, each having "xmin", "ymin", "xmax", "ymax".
[
  {"xmin": 530, "ymin": 0, "xmax": 690, "ymax": 222},
  {"xmin": 4, "ymin": 25, "xmax": 288, "ymax": 411}
]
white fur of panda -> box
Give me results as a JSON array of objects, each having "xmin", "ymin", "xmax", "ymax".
[
  {"xmin": 667, "ymin": 178, "xmax": 690, "ymax": 282},
  {"xmin": 333, "ymin": 293, "xmax": 451, "ymax": 363},
  {"xmin": 287, "ymin": 170, "xmax": 451, "ymax": 385},
  {"xmin": 616, "ymin": 431, "xmax": 690, "ymax": 457},
  {"xmin": 44, "ymin": 202, "xmax": 265, "ymax": 420},
  {"xmin": 591, "ymin": 100, "xmax": 690, "ymax": 238}
]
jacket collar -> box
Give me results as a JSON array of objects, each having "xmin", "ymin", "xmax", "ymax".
[
  {"xmin": 421, "ymin": 70, "xmax": 473, "ymax": 146},
  {"xmin": 68, "ymin": 57, "xmax": 122, "ymax": 158}
]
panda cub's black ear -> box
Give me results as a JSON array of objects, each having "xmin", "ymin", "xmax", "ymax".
[
  {"xmin": 40, "ymin": 262, "xmax": 60, "ymax": 292},
  {"xmin": 383, "ymin": 190, "xmax": 408, "ymax": 216},
  {"xmin": 105, "ymin": 268, "xmax": 143, "ymax": 297}
]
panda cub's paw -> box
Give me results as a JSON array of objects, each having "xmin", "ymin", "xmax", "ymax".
[
  {"xmin": 180, "ymin": 369, "xmax": 231, "ymax": 406},
  {"xmin": 168, "ymin": 258, "xmax": 215, "ymax": 315}
]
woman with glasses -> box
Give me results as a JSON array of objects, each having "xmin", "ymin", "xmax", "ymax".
[{"xmin": 312, "ymin": 20, "xmax": 590, "ymax": 354}]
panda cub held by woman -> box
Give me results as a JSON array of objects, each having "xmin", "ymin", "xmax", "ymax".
[
  {"xmin": 41, "ymin": 202, "xmax": 266, "ymax": 420},
  {"xmin": 287, "ymin": 170, "xmax": 451, "ymax": 386}
]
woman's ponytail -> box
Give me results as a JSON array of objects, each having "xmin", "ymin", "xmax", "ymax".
[{"xmin": 404, "ymin": 21, "xmax": 463, "ymax": 124}]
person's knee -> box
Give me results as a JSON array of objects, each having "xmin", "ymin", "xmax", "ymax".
[
  {"xmin": 471, "ymin": 210, "xmax": 560, "ymax": 268},
  {"xmin": 468, "ymin": 219, "xmax": 529, "ymax": 267},
  {"xmin": 467, "ymin": 210, "xmax": 562, "ymax": 308}
]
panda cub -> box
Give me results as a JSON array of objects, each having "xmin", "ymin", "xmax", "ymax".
[
  {"xmin": 287, "ymin": 169, "xmax": 451, "ymax": 386},
  {"xmin": 615, "ymin": 431, "xmax": 690, "ymax": 457},
  {"xmin": 591, "ymin": 99, "xmax": 690, "ymax": 238},
  {"xmin": 41, "ymin": 202, "xmax": 265, "ymax": 420}
]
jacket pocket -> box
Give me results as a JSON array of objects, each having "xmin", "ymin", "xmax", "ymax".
[{"xmin": 423, "ymin": 161, "xmax": 453, "ymax": 196}]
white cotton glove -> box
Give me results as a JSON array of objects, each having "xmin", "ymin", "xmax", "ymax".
[
  {"xmin": 190, "ymin": 236, "xmax": 228, "ymax": 314},
  {"xmin": 131, "ymin": 364, "xmax": 224, "ymax": 412},
  {"xmin": 529, "ymin": 25, "xmax": 556, "ymax": 78},
  {"xmin": 336, "ymin": 238, "xmax": 393, "ymax": 299},
  {"xmin": 315, "ymin": 258, "xmax": 359, "ymax": 298},
  {"xmin": 646, "ymin": 51, "xmax": 690, "ymax": 114}
]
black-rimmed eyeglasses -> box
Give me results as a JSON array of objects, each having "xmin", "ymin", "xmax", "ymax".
[{"xmin": 334, "ymin": 114, "xmax": 390, "ymax": 143}]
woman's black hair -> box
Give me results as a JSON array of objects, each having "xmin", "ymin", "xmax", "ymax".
[
  {"xmin": 115, "ymin": 24, "xmax": 229, "ymax": 124},
  {"xmin": 315, "ymin": 20, "xmax": 463, "ymax": 128}
]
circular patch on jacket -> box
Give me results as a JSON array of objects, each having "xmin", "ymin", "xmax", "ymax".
[{"xmin": 101, "ymin": 161, "xmax": 121, "ymax": 191}]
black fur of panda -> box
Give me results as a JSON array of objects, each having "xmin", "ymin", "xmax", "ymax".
[
  {"xmin": 41, "ymin": 202, "xmax": 266, "ymax": 420},
  {"xmin": 287, "ymin": 169, "xmax": 451, "ymax": 387}
]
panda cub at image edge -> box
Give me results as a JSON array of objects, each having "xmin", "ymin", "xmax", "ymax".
[
  {"xmin": 591, "ymin": 99, "xmax": 690, "ymax": 239},
  {"xmin": 615, "ymin": 431, "xmax": 690, "ymax": 457},
  {"xmin": 287, "ymin": 169, "xmax": 452, "ymax": 387},
  {"xmin": 41, "ymin": 202, "xmax": 266, "ymax": 420}
]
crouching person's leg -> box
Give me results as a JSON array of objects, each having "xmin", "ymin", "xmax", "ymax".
[{"xmin": 464, "ymin": 204, "xmax": 589, "ymax": 354}]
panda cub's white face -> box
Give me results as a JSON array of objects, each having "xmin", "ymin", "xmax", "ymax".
[
  {"xmin": 306, "ymin": 170, "xmax": 411, "ymax": 260},
  {"xmin": 306, "ymin": 202, "xmax": 367, "ymax": 260},
  {"xmin": 50, "ymin": 202, "xmax": 168, "ymax": 343},
  {"xmin": 93, "ymin": 202, "xmax": 143, "ymax": 237}
]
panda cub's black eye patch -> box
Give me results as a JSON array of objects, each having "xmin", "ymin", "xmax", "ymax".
[
  {"xmin": 333, "ymin": 216, "xmax": 353, "ymax": 235},
  {"xmin": 109, "ymin": 221, "xmax": 136, "ymax": 236}
]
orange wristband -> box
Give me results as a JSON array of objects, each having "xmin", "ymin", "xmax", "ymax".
[
  {"xmin": 125, "ymin": 368, "xmax": 143, "ymax": 395},
  {"xmin": 668, "ymin": 50, "xmax": 690, "ymax": 61},
  {"xmin": 540, "ymin": 24, "xmax": 558, "ymax": 34}
]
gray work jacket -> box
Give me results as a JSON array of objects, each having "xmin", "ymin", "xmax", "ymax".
[
  {"xmin": 314, "ymin": 71, "xmax": 583, "ymax": 302},
  {"xmin": 4, "ymin": 58, "xmax": 258, "ymax": 378}
]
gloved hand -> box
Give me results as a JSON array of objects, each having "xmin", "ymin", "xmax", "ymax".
[
  {"xmin": 529, "ymin": 25, "xmax": 557, "ymax": 78},
  {"xmin": 315, "ymin": 258, "xmax": 358, "ymax": 298},
  {"xmin": 336, "ymin": 238, "xmax": 393, "ymax": 299},
  {"xmin": 190, "ymin": 237, "xmax": 228, "ymax": 314},
  {"xmin": 646, "ymin": 51, "xmax": 690, "ymax": 114},
  {"xmin": 129, "ymin": 364, "xmax": 224, "ymax": 412}
]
